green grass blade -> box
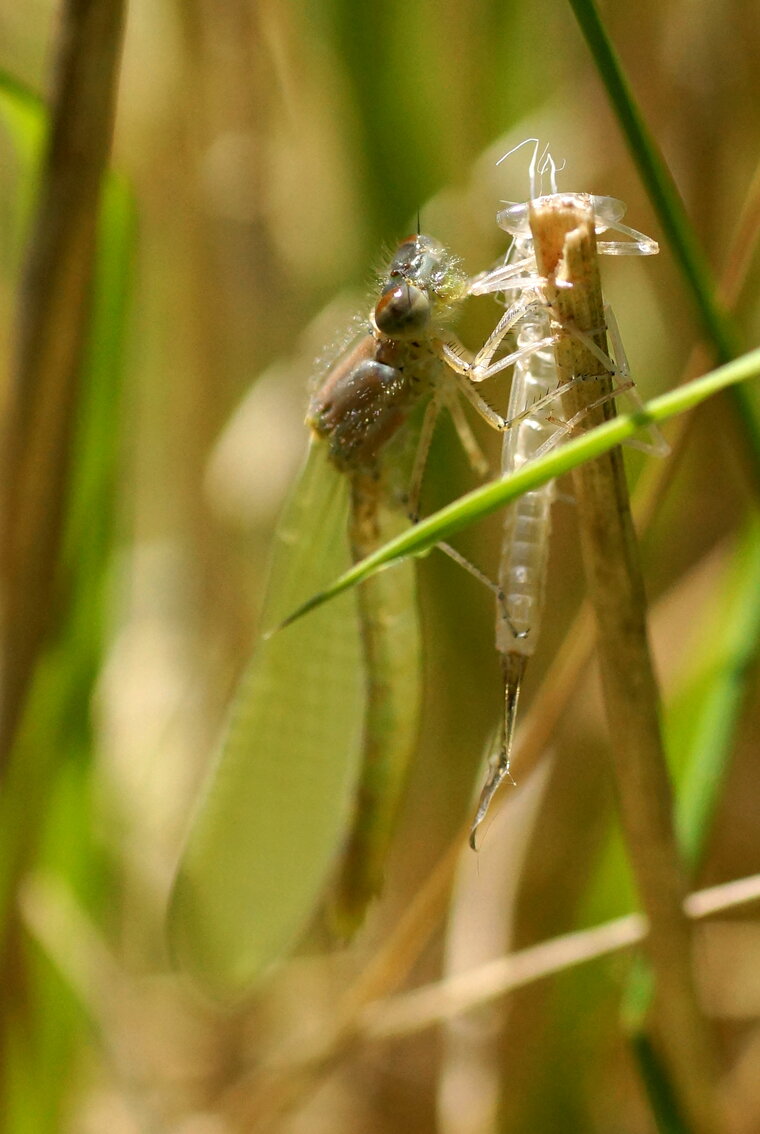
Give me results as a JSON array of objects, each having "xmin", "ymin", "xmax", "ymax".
[
  {"xmin": 280, "ymin": 348, "xmax": 760, "ymax": 627},
  {"xmin": 168, "ymin": 445, "xmax": 366, "ymax": 1000},
  {"xmin": 0, "ymin": 78, "xmax": 135, "ymax": 920},
  {"xmin": 620, "ymin": 526, "xmax": 760, "ymax": 1118},
  {"xmin": 0, "ymin": 65, "xmax": 134, "ymax": 1134},
  {"xmin": 566, "ymin": 0, "xmax": 736, "ymax": 361},
  {"xmin": 0, "ymin": 71, "xmax": 47, "ymax": 244},
  {"xmin": 566, "ymin": 0, "xmax": 760, "ymax": 470},
  {"xmin": 673, "ymin": 521, "xmax": 760, "ymax": 866},
  {"xmin": 629, "ymin": 1031, "xmax": 692, "ymax": 1134},
  {"xmin": 621, "ymin": 520, "xmax": 760, "ymax": 1045}
]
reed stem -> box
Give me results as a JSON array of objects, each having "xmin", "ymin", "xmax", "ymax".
[{"xmin": 529, "ymin": 194, "xmax": 723, "ymax": 1134}]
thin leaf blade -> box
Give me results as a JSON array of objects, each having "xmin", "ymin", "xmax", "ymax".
[{"xmin": 278, "ymin": 349, "xmax": 760, "ymax": 627}]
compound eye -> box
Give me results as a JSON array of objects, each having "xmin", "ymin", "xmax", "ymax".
[
  {"xmin": 374, "ymin": 281, "xmax": 430, "ymax": 337},
  {"xmin": 388, "ymin": 239, "xmax": 419, "ymax": 277}
]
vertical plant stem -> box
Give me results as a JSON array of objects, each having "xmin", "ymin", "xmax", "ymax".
[
  {"xmin": 529, "ymin": 195, "xmax": 722, "ymax": 1134},
  {"xmin": 0, "ymin": 4, "xmax": 126, "ymax": 1129},
  {"xmin": 567, "ymin": 0, "xmax": 760, "ymax": 484},
  {"xmin": 0, "ymin": 0, "xmax": 126, "ymax": 771}
]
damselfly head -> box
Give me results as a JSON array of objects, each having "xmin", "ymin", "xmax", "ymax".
[
  {"xmin": 372, "ymin": 234, "xmax": 466, "ymax": 339},
  {"xmin": 387, "ymin": 233, "xmax": 452, "ymax": 286}
]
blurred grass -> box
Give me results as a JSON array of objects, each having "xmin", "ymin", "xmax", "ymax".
[
  {"xmin": 0, "ymin": 1, "xmax": 759, "ymax": 1132},
  {"xmin": 0, "ymin": 44, "xmax": 133, "ymax": 1134},
  {"xmin": 673, "ymin": 521, "xmax": 760, "ymax": 866}
]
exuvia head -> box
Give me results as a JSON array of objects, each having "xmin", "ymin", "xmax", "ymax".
[
  {"xmin": 493, "ymin": 139, "xmax": 658, "ymax": 256},
  {"xmin": 495, "ymin": 193, "xmax": 658, "ymax": 256},
  {"xmin": 496, "ymin": 194, "xmax": 628, "ymax": 238},
  {"xmin": 372, "ymin": 234, "xmax": 464, "ymax": 339}
]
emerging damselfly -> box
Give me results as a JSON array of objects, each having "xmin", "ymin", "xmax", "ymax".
[
  {"xmin": 169, "ymin": 232, "xmax": 520, "ymax": 997},
  {"xmin": 168, "ymin": 151, "xmax": 662, "ymax": 995},
  {"xmin": 464, "ymin": 140, "xmax": 662, "ymax": 845}
]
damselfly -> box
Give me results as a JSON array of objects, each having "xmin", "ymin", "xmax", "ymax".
[
  {"xmin": 465, "ymin": 141, "xmax": 661, "ymax": 845},
  {"xmin": 168, "ymin": 233, "xmax": 518, "ymax": 996}
]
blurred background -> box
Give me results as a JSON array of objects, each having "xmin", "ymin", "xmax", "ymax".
[{"xmin": 1, "ymin": 0, "xmax": 760, "ymax": 1131}]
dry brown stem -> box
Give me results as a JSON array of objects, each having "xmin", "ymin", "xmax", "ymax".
[
  {"xmin": 529, "ymin": 194, "xmax": 723, "ymax": 1134},
  {"xmin": 0, "ymin": 0, "xmax": 126, "ymax": 769}
]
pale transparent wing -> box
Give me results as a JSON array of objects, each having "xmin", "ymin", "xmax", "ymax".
[{"xmin": 168, "ymin": 442, "xmax": 365, "ymax": 1000}]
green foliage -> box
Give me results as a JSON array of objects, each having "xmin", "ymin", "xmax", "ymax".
[
  {"xmin": 0, "ymin": 69, "xmax": 135, "ymax": 1134},
  {"xmin": 1, "ymin": 1, "xmax": 759, "ymax": 1132},
  {"xmin": 279, "ymin": 348, "xmax": 760, "ymax": 623}
]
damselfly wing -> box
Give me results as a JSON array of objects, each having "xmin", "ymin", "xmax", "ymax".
[
  {"xmin": 168, "ymin": 445, "xmax": 366, "ymax": 998},
  {"xmin": 169, "ymin": 233, "xmax": 501, "ymax": 996}
]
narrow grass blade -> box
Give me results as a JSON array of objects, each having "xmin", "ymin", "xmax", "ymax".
[
  {"xmin": 280, "ymin": 348, "xmax": 760, "ymax": 629},
  {"xmin": 0, "ymin": 0, "xmax": 126, "ymax": 769},
  {"xmin": 566, "ymin": 0, "xmax": 760, "ymax": 472},
  {"xmin": 622, "ymin": 520, "xmax": 760, "ymax": 1033},
  {"xmin": 0, "ymin": 55, "xmax": 133, "ymax": 1134},
  {"xmin": 566, "ymin": 0, "xmax": 736, "ymax": 360}
]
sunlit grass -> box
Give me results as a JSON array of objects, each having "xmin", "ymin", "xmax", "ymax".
[{"xmin": 1, "ymin": 1, "xmax": 759, "ymax": 1132}]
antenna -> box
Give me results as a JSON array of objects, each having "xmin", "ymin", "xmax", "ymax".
[{"xmin": 497, "ymin": 137, "xmax": 565, "ymax": 199}]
